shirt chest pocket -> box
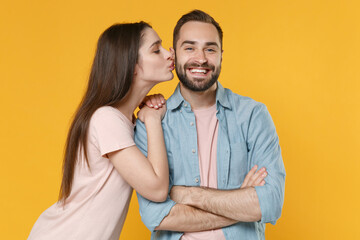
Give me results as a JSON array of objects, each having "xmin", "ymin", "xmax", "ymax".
[{"xmin": 228, "ymin": 142, "xmax": 248, "ymax": 188}]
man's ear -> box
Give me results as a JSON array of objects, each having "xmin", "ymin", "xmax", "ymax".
[{"xmin": 170, "ymin": 47, "xmax": 175, "ymax": 58}]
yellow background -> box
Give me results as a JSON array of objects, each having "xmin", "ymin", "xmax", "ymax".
[{"xmin": 1, "ymin": 0, "xmax": 359, "ymax": 239}]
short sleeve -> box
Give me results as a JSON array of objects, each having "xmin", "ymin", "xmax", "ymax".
[{"xmin": 90, "ymin": 107, "xmax": 135, "ymax": 156}]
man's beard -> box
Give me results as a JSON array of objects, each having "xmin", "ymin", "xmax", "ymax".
[{"xmin": 175, "ymin": 61, "xmax": 221, "ymax": 92}]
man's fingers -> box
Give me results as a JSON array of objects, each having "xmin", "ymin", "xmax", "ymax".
[
  {"xmin": 259, "ymin": 180, "xmax": 265, "ymax": 186},
  {"xmin": 253, "ymin": 171, "xmax": 267, "ymax": 186},
  {"xmin": 242, "ymin": 165, "xmax": 258, "ymax": 188},
  {"xmin": 248, "ymin": 167, "xmax": 266, "ymax": 186}
]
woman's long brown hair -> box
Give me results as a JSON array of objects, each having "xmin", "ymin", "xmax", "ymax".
[{"xmin": 59, "ymin": 22, "xmax": 151, "ymax": 203}]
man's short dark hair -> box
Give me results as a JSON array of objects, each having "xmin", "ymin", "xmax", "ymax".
[{"xmin": 173, "ymin": 10, "xmax": 223, "ymax": 50}]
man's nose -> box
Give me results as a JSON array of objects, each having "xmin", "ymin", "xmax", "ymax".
[{"xmin": 194, "ymin": 50, "xmax": 207, "ymax": 64}]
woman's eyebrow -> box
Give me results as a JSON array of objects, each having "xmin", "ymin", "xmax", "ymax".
[{"xmin": 149, "ymin": 40, "xmax": 162, "ymax": 49}]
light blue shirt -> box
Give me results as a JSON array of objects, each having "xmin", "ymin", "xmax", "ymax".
[{"xmin": 134, "ymin": 82, "xmax": 285, "ymax": 240}]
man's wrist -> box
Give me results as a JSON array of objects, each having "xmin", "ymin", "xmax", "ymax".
[{"xmin": 184, "ymin": 186, "xmax": 203, "ymax": 207}]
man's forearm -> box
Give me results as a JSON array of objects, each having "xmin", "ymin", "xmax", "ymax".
[
  {"xmin": 172, "ymin": 186, "xmax": 262, "ymax": 222},
  {"xmin": 155, "ymin": 203, "xmax": 237, "ymax": 232}
]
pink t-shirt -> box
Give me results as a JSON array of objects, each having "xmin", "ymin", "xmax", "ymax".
[
  {"xmin": 181, "ymin": 105, "xmax": 226, "ymax": 240},
  {"xmin": 28, "ymin": 106, "xmax": 135, "ymax": 240}
]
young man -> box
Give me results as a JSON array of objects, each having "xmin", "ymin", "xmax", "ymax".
[{"xmin": 135, "ymin": 10, "xmax": 286, "ymax": 240}]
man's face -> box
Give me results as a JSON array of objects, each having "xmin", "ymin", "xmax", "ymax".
[{"xmin": 174, "ymin": 21, "xmax": 222, "ymax": 92}]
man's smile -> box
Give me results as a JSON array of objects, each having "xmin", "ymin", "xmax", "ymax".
[{"xmin": 187, "ymin": 67, "xmax": 211, "ymax": 78}]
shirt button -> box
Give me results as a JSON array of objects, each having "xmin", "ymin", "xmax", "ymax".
[
  {"xmin": 192, "ymin": 149, "xmax": 196, "ymax": 153},
  {"xmin": 190, "ymin": 122, "xmax": 194, "ymax": 126},
  {"xmin": 180, "ymin": 110, "xmax": 182, "ymax": 113},
  {"xmin": 184, "ymin": 103, "xmax": 188, "ymax": 107},
  {"xmin": 195, "ymin": 178, "xmax": 199, "ymax": 183}
]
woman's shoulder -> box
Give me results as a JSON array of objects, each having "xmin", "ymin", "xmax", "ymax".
[
  {"xmin": 91, "ymin": 106, "xmax": 133, "ymax": 128},
  {"xmin": 92, "ymin": 106, "xmax": 123, "ymax": 119},
  {"xmin": 89, "ymin": 106, "xmax": 135, "ymax": 151},
  {"xmin": 93, "ymin": 106, "xmax": 119, "ymax": 115}
]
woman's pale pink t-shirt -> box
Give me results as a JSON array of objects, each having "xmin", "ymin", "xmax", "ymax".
[{"xmin": 28, "ymin": 106, "xmax": 135, "ymax": 240}]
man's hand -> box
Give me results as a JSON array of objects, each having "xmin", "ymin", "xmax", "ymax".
[{"xmin": 241, "ymin": 165, "xmax": 267, "ymax": 188}]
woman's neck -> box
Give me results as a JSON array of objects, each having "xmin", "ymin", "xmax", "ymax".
[{"xmin": 116, "ymin": 80, "xmax": 155, "ymax": 122}]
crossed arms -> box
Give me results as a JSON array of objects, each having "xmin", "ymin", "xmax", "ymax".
[
  {"xmin": 156, "ymin": 166, "xmax": 266, "ymax": 232},
  {"xmin": 135, "ymin": 103, "xmax": 286, "ymax": 233}
]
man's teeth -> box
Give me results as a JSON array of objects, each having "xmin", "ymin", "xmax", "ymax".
[{"xmin": 190, "ymin": 69, "xmax": 207, "ymax": 74}]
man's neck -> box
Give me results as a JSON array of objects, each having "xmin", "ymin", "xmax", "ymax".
[{"xmin": 179, "ymin": 82, "xmax": 217, "ymax": 110}]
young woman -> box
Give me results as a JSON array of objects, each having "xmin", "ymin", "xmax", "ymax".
[{"xmin": 28, "ymin": 22, "xmax": 174, "ymax": 240}]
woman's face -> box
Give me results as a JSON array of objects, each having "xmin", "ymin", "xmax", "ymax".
[{"xmin": 135, "ymin": 28, "xmax": 174, "ymax": 83}]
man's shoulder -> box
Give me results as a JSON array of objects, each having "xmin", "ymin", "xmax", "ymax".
[{"xmin": 223, "ymin": 87, "xmax": 265, "ymax": 111}]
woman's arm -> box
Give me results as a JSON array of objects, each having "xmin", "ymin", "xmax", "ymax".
[{"xmin": 107, "ymin": 105, "xmax": 168, "ymax": 202}]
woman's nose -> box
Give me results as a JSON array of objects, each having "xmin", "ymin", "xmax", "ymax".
[{"xmin": 164, "ymin": 49, "xmax": 172, "ymax": 60}]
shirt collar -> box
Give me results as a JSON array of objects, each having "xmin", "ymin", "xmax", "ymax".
[
  {"xmin": 216, "ymin": 82, "xmax": 232, "ymax": 110},
  {"xmin": 166, "ymin": 84, "xmax": 184, "ymax": 110},
  {"xmin": 166, "ymin": 81, "xmax": 232, "ymax": 110}
]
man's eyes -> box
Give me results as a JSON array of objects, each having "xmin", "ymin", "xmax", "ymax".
[{"xmin": 183, "ymin": 47, "xmax": 216, "ymax": 52}]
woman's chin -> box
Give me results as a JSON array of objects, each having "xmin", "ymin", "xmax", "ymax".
[{"xmin": 155, "ymin": 73, "xmax": 175, "ymax": 83}]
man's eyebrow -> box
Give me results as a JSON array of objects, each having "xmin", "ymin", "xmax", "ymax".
[
  {"xmin": 180, "ymin": 40, "xmax": 196, "ymax": 47},
  {"xmin": 180, "ymin": 40, "xmax": 219, "ymax": 48},
  {"xmin": 149, "ymin": 40, "xmax": 162, "ymax": 48},
  {"xmin": 205, "ymin": 42, "xmax": 219, "ymax": 47}
]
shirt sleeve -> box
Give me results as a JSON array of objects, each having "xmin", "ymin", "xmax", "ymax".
[
  {"xmin": 134, "ymin": 119, "xmax": 176, "ymax": 232},
  {"xmin": 247, "ymin": 104, "xmax": 286, "ymax": 225},
  {"xmin": 91, "ymin": 108, "xmax": 135, "ymax": 157}
]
